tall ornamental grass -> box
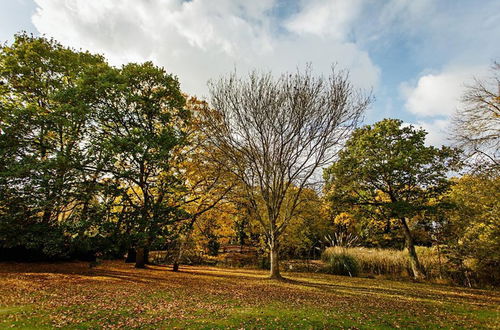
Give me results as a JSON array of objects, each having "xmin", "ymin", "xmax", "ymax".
[{"xmin": 322, "ymin": 246, "xmax": 444, "ymax": 278}]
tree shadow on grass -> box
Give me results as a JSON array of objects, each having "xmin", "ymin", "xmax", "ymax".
[
  {"xmin": 276, "ymin": 276, "xmax": 500, "ymax": 307},
  {"xmin": 176, "ymin": 267, "xmax": 500, "ymax": 307},
  {"xmin": 1, "ymin": 261, "xmax": 498, "ymax": 307}
]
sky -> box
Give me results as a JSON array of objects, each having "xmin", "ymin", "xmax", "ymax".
[{"xmin": 1, "ymin": 0, "xmax": 499, "ymax": 146}]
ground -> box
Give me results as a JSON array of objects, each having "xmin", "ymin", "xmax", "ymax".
[{"xmin": 0, "ymin": 261, "xmax": 498, "ymax": 329}]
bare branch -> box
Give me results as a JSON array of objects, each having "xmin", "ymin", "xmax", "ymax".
[{"xmin": 200, "ymin": 66, "xmax": 371, "ymax": 276}]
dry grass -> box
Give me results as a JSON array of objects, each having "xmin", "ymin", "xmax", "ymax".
[
  {"xmin": 323, "ymin": 246, "xmax": 447, "ymax": 279},
  {"xmin": 0, "ymin": 260, "xmax": 498, "ymax": 328}
]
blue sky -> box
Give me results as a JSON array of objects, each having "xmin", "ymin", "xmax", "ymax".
[{"xmin": 1, "ymin": 0, "xmax": 499, "ymax": 146}]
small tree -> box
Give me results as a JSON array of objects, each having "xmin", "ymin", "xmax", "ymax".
[
  {"xmin": 324, "ymin": 119, "xmax": 460, "ymax": 279},
  {"xmin": 202, "ymin": 67, "xmax": 370, "ymax": 279}
]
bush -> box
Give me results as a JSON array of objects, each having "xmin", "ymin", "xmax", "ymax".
[
  {"xmin": 215, "ymin": 252, "xmax": 258, "ymax": 268},
  {"xmin": 281, "ymin": 260, "xmax": 324, "ymax": 273},
  {"xmin": 322, "ymin": 252, "xmax": 359, "ymax": 277}
]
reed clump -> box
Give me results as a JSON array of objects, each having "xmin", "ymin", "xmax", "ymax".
[{"xmin": 322, "ymin": 246, "xmax": 444, "ymax": 278}]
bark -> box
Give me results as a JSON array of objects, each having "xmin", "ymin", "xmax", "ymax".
[
  {"xmin": 401, "ymin": 218, "xmax": 424, "ymax": 280},
  {"xmin": 172, "ymin": 220, "xmax": 196, "ymax": 272},
  {"xmin": 269, "ymin": 240, "xmax": 282, "ymax": 280},
  {"xmin": 172, "ymin": 254, "xmax": 181, "ymax": 272},
  {"xmin": 135, "ymin": 247, "xmax": 146, "ymax": 268},
  {"xmin": 172, "ymin": 239, "xmax": 185, "ymax": 272},
  {"xmin": 125, "ymin": 248, "xmax": 136, "ymax": 263}
]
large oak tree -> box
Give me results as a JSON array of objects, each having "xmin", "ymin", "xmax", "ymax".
[
  {"xmin": 90, "ymin": 62, "xmax": 189, "ymax": 268},
  {"xmin": 324, "ymin": 119, "xmax": 460, "ymax": 279},
  {"xmin": 0, "ymin": 33, "xmax": 107, "ymax": 258}
]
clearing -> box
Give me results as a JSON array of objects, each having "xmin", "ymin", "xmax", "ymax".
[{"xmin": 0, "ymin": 261, "xmax": 498, "ymax": 329}]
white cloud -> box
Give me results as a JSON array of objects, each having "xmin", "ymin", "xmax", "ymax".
[
  {"xmin": 401, "ymin": 72, "xmax": 462, "ymax": 117},
  {"xmin": 401, "ymin": 65, "xmax": 492, "ymax": 146},
  {"xmin": 417, "ymin": 119, "xmax": 450, "ymax": 147},
  {"xmin": 285, "ymin": 0, "xmax": 364, "ymax": 40},
  {"xmin": 400, "ymin": 66, "xmax": 486, "ymax": 118},
  {"xmin": 377, "ymin": 0, "xmax": 433, "ymax": 31},
  {"xmin": 31, "ymin": 0, "xmax": 380, "ymax": 97},
  {"xmin": 403, "ymin": 119, "xmax": 450, "ymax": 147}
]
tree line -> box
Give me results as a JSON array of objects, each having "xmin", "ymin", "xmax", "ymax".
[{"xmin": 1, "ymin": 34, "xmax": 498, "ymax": 285}]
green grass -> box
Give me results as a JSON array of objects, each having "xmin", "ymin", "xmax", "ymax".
[{"xmin": 0, "ymin": 261, "xmax": 498, "ymax": 329}]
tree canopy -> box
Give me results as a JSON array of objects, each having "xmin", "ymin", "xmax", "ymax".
[
  {"xmin": 0, "ymin": 33, "xmax": 108, "ymax": 258},
  {"xmin": 0, "ymin": 33, "xmax": 497, "ymax": 287},
  {"xmin": 324, "ymin": 118, "xmax": 461, "ymax": 278}
]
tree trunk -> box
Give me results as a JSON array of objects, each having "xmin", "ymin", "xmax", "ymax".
[
  {"xmin": 135, "ymin": 247, "xmax": 146, "ymax": 268},
  {"xmin": 172, "ymin": 239, "xmax": 184, "ymax": 272},
  {"xmin": 401, "ymin": 218, "xmax": 424, "ymax": 280},
  {"xmin": 42, "ymin": 206, "xmax": 52, "ymax": 224},
  {"xmin": 269, "ymin": 241, "xmax": 282, "ymax": 280},
  {"xmin": 173, "ymin": 228, "xmax": 195, "ymax": 272},
  {"xmin": 125, "ymin": 248, "xmax": 136, "ymax": 263}
]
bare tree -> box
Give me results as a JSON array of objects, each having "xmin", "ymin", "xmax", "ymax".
[
  {"xmin": 201, "ymin": 67, "xmax": 371, "ymax": 279},
  {"xmin": 452, "ymin": 62, "xmax": 500, "ymax": 170}
]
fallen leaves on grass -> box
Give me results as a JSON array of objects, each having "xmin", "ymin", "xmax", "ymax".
[{"xmin": 0, "ymin": 261, "xmax": 498, "ymax": 328}]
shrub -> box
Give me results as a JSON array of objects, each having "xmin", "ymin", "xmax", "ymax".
[
  {"xmin": 281, "ymin": 260, "xmax": 324, "ymax": 273},
  {"xmin": 215, "ymin": 252, "xmax": 258, "ymax": 268},
  {"xmin": 148, "ymin": 249, "xmax": 206, "ymax": 265},
  {"xmin": 322, "ymin": 251, "xmax": 359, "ymax": 277}
]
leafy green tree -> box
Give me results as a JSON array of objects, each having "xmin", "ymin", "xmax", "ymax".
[
  {"xmin": 279, "ymin": 188, "xmax": 332, "ymax": 259},
  {"xmin": 442, "ymin": 173, "xmax": 500, "ymax": 285},
  {"xmin": 0, "ymin": 33, "xmax": 107, "ymax": 258},
  {"xmin": 89, "ymin": 62, "xmax": 189, "ymax": 268},
  {"xmin": 324, "ymin": 119, "xmax": 460, "ymax": 279}
]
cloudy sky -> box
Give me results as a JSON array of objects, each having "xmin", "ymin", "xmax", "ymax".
[{"xmin": 1, "ymin": 0, "xmax": 499, "ymax": 145}]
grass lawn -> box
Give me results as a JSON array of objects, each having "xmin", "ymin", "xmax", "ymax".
[{"xmin": 0, "ymin": 261, "xmax": 498, "ymax": 329}]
